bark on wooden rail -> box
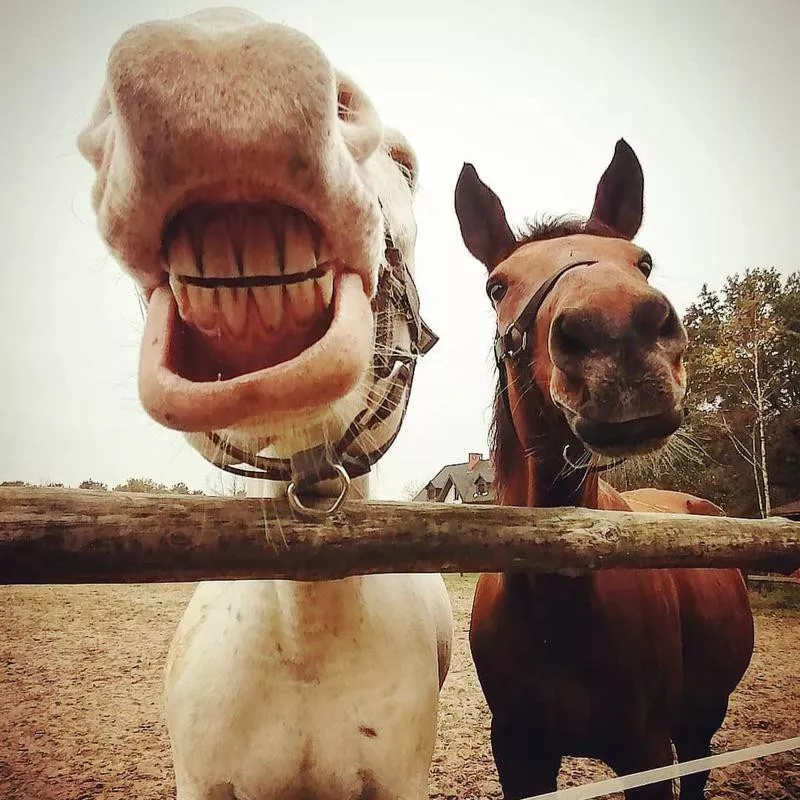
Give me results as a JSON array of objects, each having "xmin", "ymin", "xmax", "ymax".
[{"xmin": 1, "ymin": 487, "xmax": 799, "ymax": 584}]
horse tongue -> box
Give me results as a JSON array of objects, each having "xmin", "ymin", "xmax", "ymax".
[{"xmin": 138, "ymin": 276, "xmax": 373, "ymax": 433}]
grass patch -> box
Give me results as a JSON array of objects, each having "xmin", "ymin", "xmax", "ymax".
[
  {"xmin": 442, "ymin": 573, "xmax": 479, "ymax": 594},
  {"xmin": 747, "ymin": 583, "xmax": 800, "ymax": 614}
]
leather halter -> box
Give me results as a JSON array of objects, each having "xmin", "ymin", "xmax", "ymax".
[
  {"xmin": 493, "ymin": 258, "xmax": 624, "ymax": 476},
  {"xmin": 494, "ymin": 259, "xmax": 597, "ymax": 366},
  {"xmin": 199, "ymin": 233, "xmax": 438, "ymax": 491}
]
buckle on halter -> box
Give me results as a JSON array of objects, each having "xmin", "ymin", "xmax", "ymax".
[
  {"xmin": 418, "ymin": 318, "xmax": 439, "ymax": 355},
  {"xmin": 496, "ymin": 325, "xmax": 527, "ymax": 363}
]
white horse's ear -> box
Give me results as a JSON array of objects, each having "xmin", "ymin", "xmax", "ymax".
[
  {"xmin": 454, "ymin": 163, "xmax": 516, "ymax": 271},
  {"xmin": 385, "ymin": 128, "xmax": 419, "ymax": 193},
  {"xmin": 587, "ymin": 138, "xmax": 644, "ymax": 240}
]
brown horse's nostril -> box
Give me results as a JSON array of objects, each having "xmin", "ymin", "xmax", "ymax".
[
  {"xmin": 551, "ymin": 309, "xmax": 601, "ymax": 362},
  {"xmin": 659, "ymin": 305, "xmax": 681, "ymax": 340},
  {"xmin": 632, "ymin": 294, "xmax": 674, "ymax": 344}
]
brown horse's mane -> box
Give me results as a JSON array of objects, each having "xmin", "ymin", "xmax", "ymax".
[
  {"xmin": 490, "ymin": 215, "xmax": 622, "ymax": 499},
  {"xmin": 514, "ymin": 214, "xmax": 590, "ymax": 247}
]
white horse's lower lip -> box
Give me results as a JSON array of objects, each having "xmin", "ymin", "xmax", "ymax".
[{"xmin": 138, "ymin": 273, "xmax": 373, "ymax": 432}]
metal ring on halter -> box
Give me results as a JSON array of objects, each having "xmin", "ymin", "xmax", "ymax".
[
  {"xmin": 562, "ymin": 443, "xmax": 626, "ymax": 474},
  {"xmin": 286, "ymin": 463, "xmax": 351, "ymax": 520},
  {"xmin": 562, "ymin": 443, "xmax": 589, "ymax": 470}
]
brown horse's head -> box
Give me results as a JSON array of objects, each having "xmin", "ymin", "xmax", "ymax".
[{"xmin": 454, "ymin": 140, "xmax": 688, "ymax": 477}]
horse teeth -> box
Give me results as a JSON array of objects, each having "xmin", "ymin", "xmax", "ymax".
[
  {"xmin": 166, "ymin": 223, "xmax": 199, "ymax": 276},
  {"xmin": 168, "ymin": 273, "xmax": 191, "ymax": 320},
  {"xmin": 317, "ymin": 270, "xmax": 334, "ymax": 308},
  {"xmin": 217, "ymin": 288, "xmax": 248, "ymax": 337},
  {"xmin": 243, "ymin": 209, "xmax": 283, "ymax": 331},
  {"xmin": 253, "ymin": 286, "xmax": 285, "ymax": 332},
  {"xmin": 165, "ymin": 206, "xmax": 337, "ymax": 337},
  {"xmin": 201, "ymin": 217, "xmax": 238, "ymax": 277},
  {"xmin": 317, "ymin": 236, "xmax": 334, "ymax": 266},
  {"xmin": 284, "ymin": 211, "xmax": 318, "ymax": 325},
  {"xmin": 167, "ymin": 224, "xmax": 217, "ymax": 331},
  {"xmin": 201, "ymin": 217, "xmax": 248, "ymax": 337}
]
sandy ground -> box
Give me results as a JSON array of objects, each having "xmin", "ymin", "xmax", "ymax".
[{"xmin": 1, "ymin": 576, "xmax": 798, "ymax": 800}]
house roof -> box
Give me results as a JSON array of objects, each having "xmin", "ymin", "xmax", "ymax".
[
  {"xmin": 413, "ymin": 458, "xmax": 496, "ymax": 504},
  {"xmin": 770, "ymin": 500, "xmax": 800, "ymax": 519}
]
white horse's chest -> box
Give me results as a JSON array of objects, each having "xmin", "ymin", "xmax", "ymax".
[{"xmin": 166, "ymin": 576, "xmax": 447, "ymax": 800}]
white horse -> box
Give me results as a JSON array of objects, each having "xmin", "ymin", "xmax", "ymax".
[{"xmin": 78, "ymin": 8, "xmax": 452, "ymax": 800}]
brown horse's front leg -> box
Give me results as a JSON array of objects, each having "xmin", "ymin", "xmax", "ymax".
[
  {"xmin": 673, "ymin": 698, "xmax": 730, "ymax": 800},
  {"xmin": 490, "ymin": 713, "xmax": 562, "ymax": 800},
  {"xmin": 608, "ymin": 733, "xmax": 675, "ymax": 800}
]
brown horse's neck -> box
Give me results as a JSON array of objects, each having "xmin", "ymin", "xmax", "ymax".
[
  {"xmin": 503, "ymin": 438, "xmax": 602, "ymax": 603},
  {"xmin": 494, "ymin": 381, "xmax": 604, "ymax": 599},
  {"xmin": 496, "ymin": 396, "xmax": 601, "ymax": 510}
]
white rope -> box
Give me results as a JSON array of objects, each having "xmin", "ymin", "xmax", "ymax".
[{"xmin": 527, "ymin": 736, "xmax": 800, "ymax": 800}]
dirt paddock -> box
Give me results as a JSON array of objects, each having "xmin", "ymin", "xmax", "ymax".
[{"xmin": 1, "ymin": 575, "xmax": 798, "ymax": 800}]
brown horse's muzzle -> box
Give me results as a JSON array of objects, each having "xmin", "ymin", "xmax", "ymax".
[{"xmin": 548, "ymin": 276, "xmax": 688, "ymax": 455}]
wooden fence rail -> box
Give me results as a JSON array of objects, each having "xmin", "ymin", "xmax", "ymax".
[{"xmin": 1, "ymin": 487, "xmax": 799, "ymax": 584}]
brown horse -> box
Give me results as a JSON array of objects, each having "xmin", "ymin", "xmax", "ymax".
[{"xmin": 454, "ymin": 140, "xmax": 754, "ymax": 800}]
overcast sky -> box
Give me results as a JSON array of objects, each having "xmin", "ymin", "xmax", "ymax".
[{"xmin": 2, "ymin": 0, "xmax": 798, "ymax": 499}]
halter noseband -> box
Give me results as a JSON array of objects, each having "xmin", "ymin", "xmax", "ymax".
[
  {"xmin": 198, "ymin": 231, "xmax": 438, "ymax": 504},
  {"xmin": 494, "ymin": 259, "xmax": 597, "ymax": 365},
  {"xmin": 494, "ymin": 258, "xmax": 624, "ymax": 476}
]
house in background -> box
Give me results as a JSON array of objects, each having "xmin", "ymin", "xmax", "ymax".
[
  {"xmin": 414, "ymin": 452, "xmax": 496, "ymax": 504},
  {"xmin": 770, "ymin": 500, "xmax": 800, "ymax": 522}
]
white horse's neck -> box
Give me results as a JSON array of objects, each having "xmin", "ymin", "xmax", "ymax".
[{"xmin": 244, "ymin": 473, "xmax": 372, "ymax": 623}]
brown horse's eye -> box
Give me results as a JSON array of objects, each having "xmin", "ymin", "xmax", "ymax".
[
  {"xmin": 487, "ymin": 280, "xmax": 508, "ymax": 304},
  {"xmin": 637, "ymin": 253, "xmax": 653, "ymax": 278}
]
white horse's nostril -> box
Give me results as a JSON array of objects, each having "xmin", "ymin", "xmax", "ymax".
[{"xmin": 336, "ymin": 73, "xmax": 382, "ymax": 163}]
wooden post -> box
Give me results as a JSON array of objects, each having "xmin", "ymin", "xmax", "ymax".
[{"xmin": 1, "ymin": 487, "xmax": 799, "ymax": 584}]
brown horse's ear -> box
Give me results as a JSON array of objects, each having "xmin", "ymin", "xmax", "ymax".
[
  {"xmin": 588, "ymin": 139, "xmax": 644, "ymax": 240},
  {"xmin": 454, "ymin": 163, "xmax": 516, "ymax": 270}
]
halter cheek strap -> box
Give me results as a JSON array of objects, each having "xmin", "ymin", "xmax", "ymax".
[{"xmin": 494, "ymin": 260, "xmax": 597, "ymax": 365}]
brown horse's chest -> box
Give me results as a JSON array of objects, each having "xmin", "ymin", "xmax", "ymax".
[{"xmin": 471, "ymin": 571, "xmax": 684, "ymax": 749}]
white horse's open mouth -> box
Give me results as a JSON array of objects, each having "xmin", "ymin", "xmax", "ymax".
[
  {"xmin": 78, "ymin": 6, "xmax": 431, "ymax": 463},
  {"xmin": 138, "ymin": 202, "xmax": 374, "ymax": 433}
]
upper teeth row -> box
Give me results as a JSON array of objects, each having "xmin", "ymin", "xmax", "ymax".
[{"xmin": 165, "ymin": 206, "xmax": 335, "ymax": 337}]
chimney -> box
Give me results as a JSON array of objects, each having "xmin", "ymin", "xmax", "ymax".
[{"xmin": 467, "ymin": 452, "xmax": 483, "ymax": 472}]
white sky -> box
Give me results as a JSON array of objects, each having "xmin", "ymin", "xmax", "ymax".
[{"xmin": 1, "ymin": 0, "xmax": 798, "ymax": 499}]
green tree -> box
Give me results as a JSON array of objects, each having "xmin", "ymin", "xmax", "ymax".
[
  {"xmin": 684, "ymin": 269, "xmax": 799, "ymax": 516},
  {"xmin": 206, "ymin": 472, "xmax": 247, "ymax": 497},
  {"xmin": 112, "ymin": 477, "xmax": 204, "ymax": 495},
  {"xmin": 79, "ymin": 479, "xmax": 108, "ymax": 491},
  {"xmin": 113, "ymin": 477, "xmax": 169, "ymax": 493},
  {"xmin": 611, "ymin": 268, "xmax": 800, "ymax": 518},
  {"xmin": 401, "ymin": 480, "xmax": 425, "ymax": 501}
]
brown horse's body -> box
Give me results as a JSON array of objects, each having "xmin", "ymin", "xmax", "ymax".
[
  {"xmin": 455, "ymin": 141, "xmax": 754, "ymax": 799},
  {"xmin": 471, "ymin": 479, "xmax": 753, "ymax": 800}
]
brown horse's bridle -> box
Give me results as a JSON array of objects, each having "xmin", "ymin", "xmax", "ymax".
[
  {"xmin": 494, "ymin": 259, "xmax": 597, "ymax": 365},
  {"xmin": 493, "ymin": 258, "xmax": 625, "ymax": 475},
  {"xmin": 197, "ymin": 227, "xmax": 438, "ymax": 507}
]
